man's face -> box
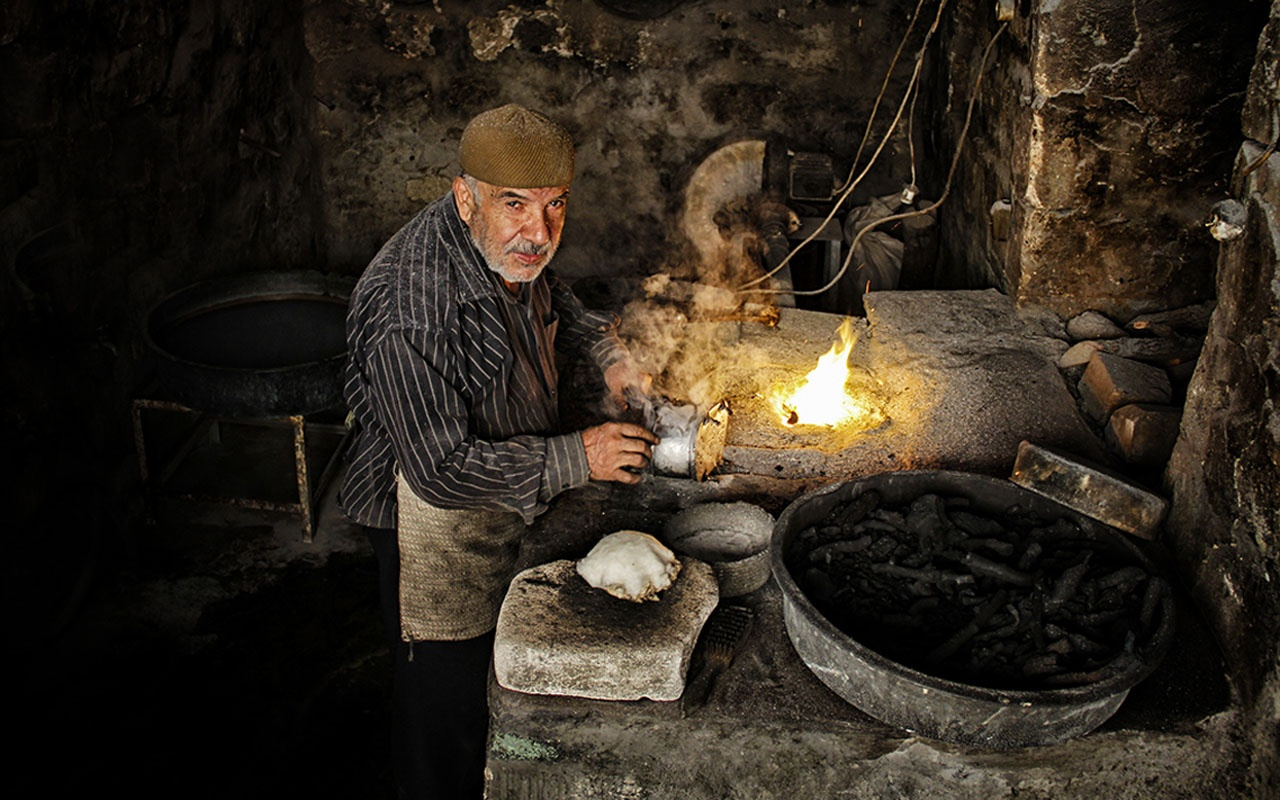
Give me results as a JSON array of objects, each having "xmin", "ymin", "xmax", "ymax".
[{"xmin": 453, "ymin": 177, "xmax": 570, "ymax": 284}]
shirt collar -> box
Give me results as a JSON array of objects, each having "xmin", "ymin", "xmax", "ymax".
[{"xmin": 435, "ymin": 191, "xmax": 504, "ymax": 304}]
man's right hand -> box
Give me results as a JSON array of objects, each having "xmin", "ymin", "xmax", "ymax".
[{"xmin": 581, "ymin": 422, "xmax": 660, "ymax": 484}]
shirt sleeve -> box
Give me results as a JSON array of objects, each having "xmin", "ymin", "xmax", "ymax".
[{"xmin": 365, "ymin": 325, "xmax": 591, "ymax": 524}]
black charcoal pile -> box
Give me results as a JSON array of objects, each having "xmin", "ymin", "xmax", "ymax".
[{"xmin": 786, "ymin": 489, "xmax": 1168, "ymax": 691}]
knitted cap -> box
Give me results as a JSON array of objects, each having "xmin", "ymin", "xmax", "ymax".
[{"xmin": 458, "ymin": 104, "xmax": 575, "ymax": 188}]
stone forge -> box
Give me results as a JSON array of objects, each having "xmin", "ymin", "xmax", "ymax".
[{"xmin": 712, "ymin": 291, "xmax": 1102, "ymax": 483}]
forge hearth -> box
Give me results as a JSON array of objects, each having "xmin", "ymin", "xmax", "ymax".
[{"xmin": 694, "ymin": 291, "xmax": 1100, "ymax": 482}]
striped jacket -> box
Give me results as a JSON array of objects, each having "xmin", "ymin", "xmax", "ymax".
[{"xmin": 338, "ymin": 192, "xmax": 623, "ymax": 528}]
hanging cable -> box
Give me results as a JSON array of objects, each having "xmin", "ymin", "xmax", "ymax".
[
  {"xmin": 745, "ymin": 20, "xmax": 1009, "ymax": 300},
  {"xmin": 739, "ymin": 0, "xmax": 950, "ymax": 292},
  {"xmin": 903, "ymin": 66, "xmax": 922, "ymax": 202},
  {"xmin": 840, "ymin": 0, "xmax": 931, "ymax": 196}
]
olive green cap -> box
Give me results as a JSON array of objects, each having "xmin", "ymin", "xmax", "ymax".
[{"xmin": 458, "ymin": 104, "xmax": 575, "ymax": 188}]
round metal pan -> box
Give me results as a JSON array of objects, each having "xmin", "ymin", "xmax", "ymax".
[{"xmin": 771, "ymin": 469, "xmax": 1175, "ymax": 749}]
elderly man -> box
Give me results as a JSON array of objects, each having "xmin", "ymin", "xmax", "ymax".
[{"xmin": 339, "ymin": 104, "xmax": 657, "ymax": 799}]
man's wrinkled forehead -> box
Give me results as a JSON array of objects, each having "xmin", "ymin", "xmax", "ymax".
[{"xmin": 479, "ymin": 181, "xmax": 571, "ymax": 205}]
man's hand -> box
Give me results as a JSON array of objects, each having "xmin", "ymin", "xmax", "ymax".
[
  {"xmin": 603, "ymin": 358, "xmax": 653, "ymax": 417},
  {"xmin": 581, "ymin": 422, "xmax": 660, "ymax": 484}
]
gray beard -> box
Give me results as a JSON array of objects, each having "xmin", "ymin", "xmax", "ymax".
[{"xmin": 470, "ymin": 225, "xmax": 556, "ymax": 284}]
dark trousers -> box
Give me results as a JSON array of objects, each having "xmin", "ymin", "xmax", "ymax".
[{"xmin": 367, "ymin": 526, "xmax": 493, "ymax": 800}]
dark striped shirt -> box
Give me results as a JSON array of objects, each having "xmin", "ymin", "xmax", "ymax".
[{"xmin": 338, "ymin": 192, "xmax": 623, "ymax": 528}]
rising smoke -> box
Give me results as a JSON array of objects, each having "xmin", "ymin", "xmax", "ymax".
[{"xmin": 615, "ymin": 198, "xmax": 788, "ymax": 410}]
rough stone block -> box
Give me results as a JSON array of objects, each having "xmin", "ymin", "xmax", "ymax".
[
  {"xmin": 1106, "ymin": 403, "xmax": 1183, "ymax": 467},
  {"xmin": 494, "ymin": 558, "xmax": 718, "ymax": 701},
  {"xmin": 1010, "ymin": 441, "xmax": 1169, "ymax": 539},
  {"xmin": 1078, "ymin": 351, "xmax": 1172, "ymax": 423},
  {"xmin": 1059, "ymin": 340, "xmax": 1100, "ymax": 368},
  {"xmin": 1067, "ymin": 310, "xmax": 1125, "ymax": 341}
]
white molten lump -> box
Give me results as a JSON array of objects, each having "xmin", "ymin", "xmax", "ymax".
[{"xmin": 575, "ymin": 531, "xmax": 682, "ymax": 602}]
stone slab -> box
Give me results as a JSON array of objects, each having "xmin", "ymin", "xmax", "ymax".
[
  {"xmin": 1009, "ymin": 440, "xmax": 1169, "ymax": 539},
  {"xmin": 493, "ymin": 557, "xmax": 718, "ymax": 701}
]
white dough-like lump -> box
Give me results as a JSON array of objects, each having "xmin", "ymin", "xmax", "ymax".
[{"xmin": 575, "ymin": 530, "xmax": 682, "ymax": 602}]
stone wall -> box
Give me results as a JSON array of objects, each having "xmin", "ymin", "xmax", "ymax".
[
  {"xmin": 1166, "ymin": 1, "xmax": 1280, "ymax": 789},
  {"xmin": 934, "ymin": 0, "xmax": 1266, "ymax": 321},
  {"xmin": 302, "ymin": 0, "xmax": 927, "ymax": 278}
]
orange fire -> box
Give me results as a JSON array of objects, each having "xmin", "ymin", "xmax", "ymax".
[{"xmin": 770, "ymin": 318, "xmax": 878, "ymax": 428}]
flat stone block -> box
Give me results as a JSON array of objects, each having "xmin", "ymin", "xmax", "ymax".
[
  {"xmin": 1106, "ymin": 403, "xmax": 1182, "ymax": 467},
  {"xmin": 494, "ymin": 558, "xmax": 718, "ymax": 701},
  {"xmin": 1079, "ymin": 351, "xmax": 1172, "ymax": 423},
  {"xmin": 1009, "ymin": 440, "xmax": 1169, "ymax": 539}
]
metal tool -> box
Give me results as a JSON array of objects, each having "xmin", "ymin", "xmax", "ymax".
[{"xmin": 682, "ymin": 603, "xmax": 754, "ymax": 711}]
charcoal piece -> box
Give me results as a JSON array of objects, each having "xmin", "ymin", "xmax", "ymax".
[
  {"xmin": 866, "ymin": 536, "xmax": 898, "ymax": 561},
  {"xmin": 926, "ymin": 590, "xmax": 1008, "ymax": 663},
  {"xmin": 816, "ymin": 524, "xmax": 843, "ymax": 540},
  {"xmin": 833, "ymin": 490, "xmax": 881, "ymax": 527},
  {"xmin": 958, "ymin": 537, "xmax": 1016, "ymax": 557},
  {"xmin": 906, "ymin": 494, "xmax": 948, "ymax": 531},
  {"xmin": 1016, "ymin": 541, "xmax": 1043, "ymax": 571},
  {"xmin": 947, "ymin": 510, "xmax": 1007, "ymax": 539},
  {"xmin": 1067, "ymin": 631, "xmax": 1109, "ymax": 656},
  {"xmin": 871, "ymin": 563, "xmax": 939, "ymax": 583},
  {"xmin": 1046, "ymin": 552, "xmax": 1093, "ymax": 610},
  {"xmin": 808, "ymin": 536, "xmax": 872, "ymax": 564},
  {"xmin": 868, "ymin": 508, "xmax": 908, "ymax": 529},
  {"xmin": 1095, "ymin": 565, "xmax": 1148, "ymax": 590},
  {"xmin": 1073, "ymin": 608, "xmax": 1128, "ymax": 629},
  {"xmin": 1046, "ymin": 638, "xmax": 1072, "ymax": 655},
  {"xmin": 959, "ymin": 552, "xmax": 1034, "ymax": 587}
]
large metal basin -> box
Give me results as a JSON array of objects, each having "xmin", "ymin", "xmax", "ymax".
[
  {"xmin": 146, "ymin": 270, "xmax": 353, "ymax": 418},
  {"xmin": 771, "ymin": 469, "xmax": 1175, "ymax": 749}
]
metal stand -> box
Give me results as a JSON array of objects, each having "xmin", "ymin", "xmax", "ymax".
[{"xmin": 131, "ymin": 398, "xmax": 351, "ymax": 542}]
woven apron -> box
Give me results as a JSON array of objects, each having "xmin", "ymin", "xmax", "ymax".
[{"xmin": 395, "ymin": 472, "xmax": 526, "ymax": 641}]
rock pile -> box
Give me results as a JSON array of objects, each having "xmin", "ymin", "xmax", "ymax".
[{"xmin": 1050, "ymin": 302, "xmax": 1213, "ymax": 471}]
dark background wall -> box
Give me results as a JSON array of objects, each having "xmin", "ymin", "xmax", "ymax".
[{"xmin": 2, "ymin": 0, "xmax": 322, "ymax": 640}]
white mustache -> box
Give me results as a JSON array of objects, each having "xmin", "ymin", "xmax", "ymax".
[{"xmin": 506, "ymin": 240, "xmax": 550, "ymax": 256}]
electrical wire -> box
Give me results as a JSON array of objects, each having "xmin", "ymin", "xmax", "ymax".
[
  {"xmin": 743, "ymin": 19, "xmax": 1008, "ymax": 299},
  {"xmin": 840, "ymin": 0, "xmax": 931, "ymax": 196},
  {"xmin": 905, "ymin": 66, "xmax": 921, "ymax": 197},
  {"xmin": 739, "ymin": 0, "xmax": 950, "ymax": 292}
]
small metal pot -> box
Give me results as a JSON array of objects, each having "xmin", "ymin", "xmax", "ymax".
[{"xmin": 647, "ymin": 399, "xmax": 730, "ymax": 480}]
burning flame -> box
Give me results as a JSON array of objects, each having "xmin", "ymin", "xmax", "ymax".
[{"xmin": 770, "ymin": 318, "xmax": 872, "ymax": 428}]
